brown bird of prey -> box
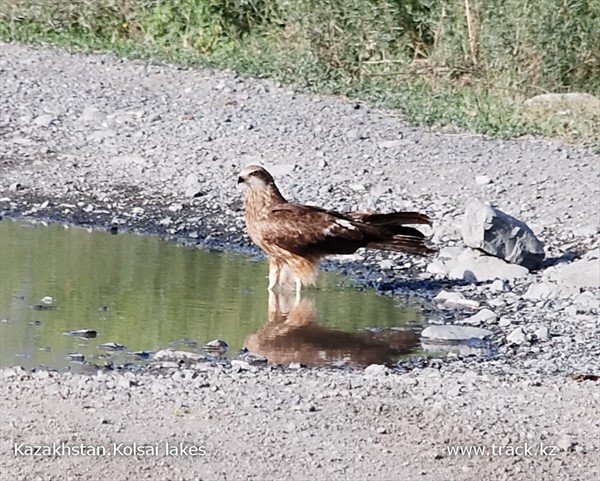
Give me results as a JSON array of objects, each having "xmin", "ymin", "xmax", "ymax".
[{"xmin": 238, "ymin": 165, "xmax": 435, "ymax": 295}]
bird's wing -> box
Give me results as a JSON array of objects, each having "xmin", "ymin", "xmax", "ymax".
[{"xmin": 259, "ymin": 204, "xmax": 365, "ymax": 256}]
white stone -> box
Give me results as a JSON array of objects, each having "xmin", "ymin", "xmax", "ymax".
[
  {"xmin": 498, "ymin": 317, "xmax": 513, "ymax": 327},
  {"xmin": 426, "ymin": 259, "xmax": 452, "ymax": 275},
  {"xmin": 475, "ymin": 175, "xmax": 492, "ymax": 185},
  {"xmin": 433, "ymin": 290, "xmax": 480, "ymax": 308},
  {"xmin": 379, "ymin": 259, "xmax": 394, "ymax": 270},
  {"xmin": 489, "ymin": 279, "xmax": 508, "ymax": 292},
  {"xmin": 364, "ymin": 364, "xmax": 390, "ymax": 376},
  {"xmin": 449, "ymin": 251, "xmax": 529, "ymax": 282},
  {"xmin": 79, "ymin": 106, "xmax": 107, "ymax": 123},
  {"xmin": 461, "ymin": 309, "xmax": 497, "ymax": 325},
  {"xmin": 231, "ymin": 360, "xmax": 252, "ymax": 371},
  {"xmin": 534, "ymin": 326, "xmax": 550, "ymax": 341},
  {"xmin": 506, "ymin": 327, "xmax": 528, "ymax": 345},
  {"xmin": 154, "ymin": 349, "xmax": 204, "ymax": 362},
  {"xmin": 583, "ymin": 247, "xmax": 599, "ymax": 260},
  {"xmin": 184, "ymin": 173, "xmax": 203, "ymax": 197},
  {"xmin": 421, "ymin": 325, "xmax": 493, "ymax": 341},
  {"xmin": 33, "ymin": 114, "xmax": 56, "ymax": 127},
  {"xmin": 552, "ymin": 259, "xmax": 600, "ymax": 289},
  {"xmin": 523, "ymin": 282, "xmax": 558, "ymax": 301},
  {"xmin": 571, "ymin": 225, "xmax": 599, "ymax": 238}
]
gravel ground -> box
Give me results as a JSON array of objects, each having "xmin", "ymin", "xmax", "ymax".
[{"xmin": 1, "ymin": 43, "xmax": 599, "ymax": 481}]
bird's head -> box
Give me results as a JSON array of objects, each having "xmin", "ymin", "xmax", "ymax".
[{"xmin": 237, "ymin": 165, "xmax": 276, "ymax": 190}]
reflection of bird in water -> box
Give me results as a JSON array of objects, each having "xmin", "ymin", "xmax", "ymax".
[{"xmin": 243, "ymin": 291, "xmax": 419, "ymax": 368}]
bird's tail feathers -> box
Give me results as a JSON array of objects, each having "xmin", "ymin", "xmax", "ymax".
[
  {"xmin": 367, "ymin": 235, "xmax": 436, "ymax": 256},
  {"xmin": 347, "ymin": 211, "xmax": 432, "ymax": 226}
]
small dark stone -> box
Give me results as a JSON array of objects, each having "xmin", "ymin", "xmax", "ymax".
[
  {"xmin": 66, "ymin": 352, "xmax": 85, "ymax": 362},
  {"xmin": 32, "ymin": 304, "xmax": 57, "ymax": 311},
  {"xmin": 97, "ymin": 341, "xmax": 127, "ymax": 351},
  {"xmin": 64, "ymin": 329, "xmax": 97, "ymax": 339}
]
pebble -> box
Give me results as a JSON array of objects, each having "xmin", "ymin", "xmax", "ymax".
[
  {"xmin": 184, "ymin": 173, "xmax": 203, "ymax": 198},
  {"xmin": 204, "ymin": 340, "xmax": 229, "ymax": 354},
  {"xmin": 460, "ymin": 309, "xmax": 498, "ymax": 326},
  {"xmin": 557, "ymin": 434, "xmax": 576, "ymax": 452},
  {"xmin": 97, "ymin": 342, "xmax": 127, "ymax": 351},
  {"xmin": 65, "ymin": 353, "xmax": 85, "ymax": 362},
  {"xmin": 364, "ymin": 364, "xmax": 390, "ymax": 376},
  {"xmin": 154, "ymin": 349, "xmax": 205, "ymax": 363},
  {"xmin": 63, "ymin": 329, "xmax": 97, "ymax": 339},
  {"xmin": 489, "ymin": 279, "xmax": 508, "ymax": 292},
  {"xmin": 434, "ymin": 290, "xmax": 480, "ymax": 309},
  {"xmin": 33, "ymin": 114, "xmax": 56, "ymax": 127},
  {"xmin": 475, "ymin": 175, "xmax": 492, "ymax": 185},
  {"xmin": 534, "ymin": 326, "xmax": 550, "ymax": 341},
  {"xmin": 79, "ymin": 106, "xmax": 107, "ymax": 123},
  {"xmin": 231, "ymin": 360, "xmax": 252, "ymax": 371},
  {"xmin": 506, "ymin": 327, "xmax": 528, "ymax": 345},
  {"xmin": 523, "ymin": 282, "xmax": 557, "ymax": 301}
]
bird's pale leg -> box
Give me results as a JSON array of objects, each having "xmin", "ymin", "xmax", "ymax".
[
  {"xmin": 295, "ymin": 277, "xmax": 302, "ymax": 302},
  {"xmin": 268, "ymin": 259, "xmax": 282, "ymax": 291}
]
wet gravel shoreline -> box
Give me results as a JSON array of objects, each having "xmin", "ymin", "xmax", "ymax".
[{"xmin": 1, "ymin": 42, "xmax": 599, "ymax": 480}]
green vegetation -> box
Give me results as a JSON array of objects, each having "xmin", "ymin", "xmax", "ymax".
[{"xmin": 1, "ymin": 0, "xmax": 599, "ymax": 145}]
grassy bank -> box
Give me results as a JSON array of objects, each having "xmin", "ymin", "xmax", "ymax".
[{"xmin": 1, "ymin": 0, "xmax": 599, "ymax": 146}]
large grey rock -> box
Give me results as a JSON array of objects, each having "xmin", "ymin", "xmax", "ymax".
[
  {"xmin": 524, "ymin": 92, "xmax": 600, "ymax": 111},
  {"xmin": 462, "ymin": 200, "xmax": 545, "ymax": 270},
  {"xmin": 449, "ymin": 249, "xmax": 529, "ymax": 282}
]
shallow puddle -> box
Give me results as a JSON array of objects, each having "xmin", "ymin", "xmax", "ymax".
[{"xmin": 0, "ymin": 219, "xmax": 426, "ymax": 369}]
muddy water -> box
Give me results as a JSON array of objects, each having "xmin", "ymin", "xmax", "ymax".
[{"xmin": 0, "ymin": 220, "xmax": 425, "ymax": 369}]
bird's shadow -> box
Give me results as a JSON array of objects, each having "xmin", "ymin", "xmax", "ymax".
[
  {"xmin": 540, "ymin": 250, "xmax": 580, "ymax": 268},
  {"xmin": 323, "ymin": 259, "xmax": 469, "ymax": 298}
]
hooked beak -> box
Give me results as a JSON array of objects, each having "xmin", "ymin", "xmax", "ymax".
[{"xmin": 237, "ymin": 176, "xmax": 245, "ymax": 184}]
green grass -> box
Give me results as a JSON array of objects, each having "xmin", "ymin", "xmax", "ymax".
[{"xmin": 1, "ymin": 0, "xmax": 599, "ymax": 147}]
